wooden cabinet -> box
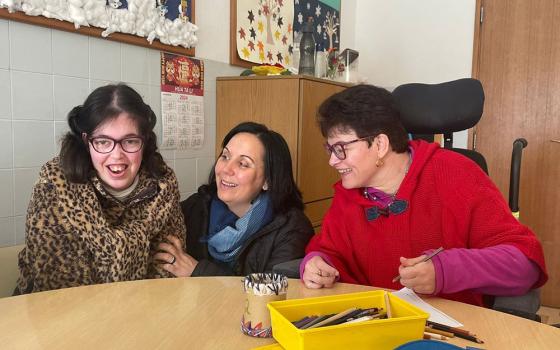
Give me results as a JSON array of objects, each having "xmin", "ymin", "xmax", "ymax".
[{"xmin": 216, "ymin": 75, "xmax": 349, "ymax": 228}]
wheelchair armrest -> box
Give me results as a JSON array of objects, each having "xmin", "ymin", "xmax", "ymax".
[
  {"xmin": 272, "ymin": 258, "xmax": 303, "ymax": 279},
  {"xmin": 492, "ymin": 289, "xmax": 541, "ymax": 322}
]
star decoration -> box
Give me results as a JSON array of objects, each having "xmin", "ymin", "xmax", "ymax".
[
  {"xmin": 276, "ymin": 52, "xmax": 283, "ymax": 63},
  {"xmin": 316, "ymin": 24, "xmax": 322, "ymax": 34},
  {"xmin": 248, "ymin": 10, "xmax": 254, "ymax": 24},
  {"xmin": 248, "ymin": 41, "xmax": 255, "ymax": 51},
  {"xmin": 238, "ymin": 27, "xmax": 246, "ymax": 40},
  {"xmin": 259, "ymin": 51, "xmax": 265, "ymax": 62},
  {"xmin": 288, "ymin": 23, "xmax": 292, "ymax": 34},
  {"xmin": 250, "ymin": 27, "xmax": 257, "ymax": 40},
  {"xmin": 258, "ymin": 21, "xmax": 264, "ymax": 33},
  {"xmin": 274, "ymin": 30, "xmax": 281, "ymax": 41},
  {"xmin": 277, "ymin": 16, "xmax": 283, "ymax": 28},
  {"xmin": 315, "ymin": 5, "xmax": 321, "ymax": 17},
  {"xmin": 281, "ymin": 35, "xmax": 288, "ymax": 45},
  {"xmin": 267, "ymin": 51, "xmax": 273, "ymax": 61},
  {"xmin": 263, "ymin": 5, "xmax": 270, "ymax": 16},
  {"xmin": 257, "ymin": 41, "xmax": 264, "ymax": 51},
  {"xmin": 288, "ymin": 44, "xmax": 293, "ymax": 54},
  {"xmin": 242, "ymin": 47, "xmax": 250, "ymax": 58},
  {"xmin": 285, "ymin": 56, "xmax": 290, "ymax": 65}
]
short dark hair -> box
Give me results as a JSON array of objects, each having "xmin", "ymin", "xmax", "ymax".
[
  {"xmin": 208, "ymin": 122, "xmax": 304, "ymax": 214},
  {"xmin": 59, "ymin": 84, "xmax": 166, "ymax": 182},
  {"xmin": 318, "ymin": 84, "xmax": 409, "ymax": 153}
]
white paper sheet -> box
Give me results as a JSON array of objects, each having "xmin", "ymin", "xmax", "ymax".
[{"xmin": 392, "ymin": 288, "xmax": 463, "ymax": 327}]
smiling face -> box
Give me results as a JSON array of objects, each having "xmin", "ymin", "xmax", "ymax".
[
  {"xmin": 214, "ymin": 132, "xmax": 267, "ymax": 217},
  {"xmin": 88, "ymin": 113, "xmax": 143, "ymax": 191},
  {"xmin": 327, "ymin": 129, "xmax": 381, "ymax": 190}
]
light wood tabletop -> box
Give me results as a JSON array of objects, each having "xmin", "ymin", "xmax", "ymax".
[{"xmin": 0, "ymin": 277, "xmax": 558, "ymax": 349}]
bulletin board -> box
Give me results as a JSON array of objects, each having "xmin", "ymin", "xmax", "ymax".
[{"xmin": 0, "ymin": 0, "xmax": 196, "ymax": 56}]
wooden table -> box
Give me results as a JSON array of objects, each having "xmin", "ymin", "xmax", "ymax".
[{"xmin": 0, "ymin": 277, "xmax": 558, "ymax": 349}]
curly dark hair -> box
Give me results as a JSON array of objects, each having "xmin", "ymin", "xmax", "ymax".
[
  {"xmin": 318, "ymin": 84, "xmax": 409, "ymax": 153},
  {"xmin": 207, "ymin": 122, "xmax": 304, "ymax": 214},
  {"xmin": 59, "ymin": 84, "xmax": 165, "ymax": 182}
]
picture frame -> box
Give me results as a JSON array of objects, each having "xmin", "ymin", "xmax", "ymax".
[{"xmin": 0, "ymin": 1, "xmax": 196, "ymax": 56}]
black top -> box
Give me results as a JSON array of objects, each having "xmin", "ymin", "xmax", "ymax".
[{"xmin": 182, "ymin": 185, "xmax": 314, "ymax": 276}]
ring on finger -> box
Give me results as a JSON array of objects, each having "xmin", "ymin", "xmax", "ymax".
[{"xmin": 169, "ymin": 255, "xmax": 176, "ymax": 265}]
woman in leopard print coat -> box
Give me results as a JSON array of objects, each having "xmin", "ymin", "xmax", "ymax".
[{"xmin": 15, "ymin": 84, "xmax": 185, "ymax": 294}]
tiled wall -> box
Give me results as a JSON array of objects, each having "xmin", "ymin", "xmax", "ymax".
[{"xmin": 0, "ymin": 19, "xmax": 243, "ymax": 247}]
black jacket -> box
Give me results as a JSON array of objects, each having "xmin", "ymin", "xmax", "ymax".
[{"xmin": 182, "ymin": 185, "xmax": 314, "ymax": 276}]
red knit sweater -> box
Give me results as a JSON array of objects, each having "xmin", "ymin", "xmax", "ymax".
[{"xmin": 306, "ymin": 140, "xmax": 548, "ymax": 306}]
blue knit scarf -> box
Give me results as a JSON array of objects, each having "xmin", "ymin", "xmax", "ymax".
[{"xmin": 205, "ymin": 192, "xmax": 273, "ymax": 263}]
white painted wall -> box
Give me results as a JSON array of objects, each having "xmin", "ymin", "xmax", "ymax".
[{"xmin": 352, "ymin": 0, "xmax": 476, "ymax": 148}]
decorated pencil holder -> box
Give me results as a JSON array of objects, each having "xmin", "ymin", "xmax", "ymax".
[{"xmin": 241, "ymin": 273, "xmax": 288, "ymax": 338}]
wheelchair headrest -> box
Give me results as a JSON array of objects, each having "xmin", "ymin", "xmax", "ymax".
[{"xmin": 392, "ymin": 78, "xmax": 485, "ymax": 134}]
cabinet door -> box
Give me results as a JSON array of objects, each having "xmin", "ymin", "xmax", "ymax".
[
  {"xmin": 298, "ymin": 80, "xmax": 345, "ymax": 203},
  {"xmin": 216, "ymin": 79, "xmax": 300, "ymax": 172}
]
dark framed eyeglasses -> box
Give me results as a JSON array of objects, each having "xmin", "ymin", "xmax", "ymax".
[
  {"xmin": 324, "ymin": 135, "xmax": 377, "ymax": 160},
  {"xmin": 88, "ymin": 136, "xmax": 144, "ymax": 154},
  {"xmin": 365, "ymin": 200, "xmax": 408, "ymax": 221}
]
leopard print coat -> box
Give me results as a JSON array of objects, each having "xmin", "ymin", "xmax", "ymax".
[{"xmin": 15, "ymin": 157, "xmax": 186, "ymax": 294}]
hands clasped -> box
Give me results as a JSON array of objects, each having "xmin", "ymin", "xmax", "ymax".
[
  {"xmin": 155, "ymin": 235, "xmax": 198, "ymax": 277},
  {"xmin": 302, "ymin": 256, "xmax": 340, "ymax": 289}
]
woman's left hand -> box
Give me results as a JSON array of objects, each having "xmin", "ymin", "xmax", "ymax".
[
  {"xmin": 155, "ymin": 235, "xmax": 198, "ymax": 277},
  {"xmin": 397, "ymin": 255, "xmax": 436, "ymax": 294}
]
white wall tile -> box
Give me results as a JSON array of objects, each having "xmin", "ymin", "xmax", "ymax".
[
  {"xmin": 14, "ymin": 167, "xmax": 40, "ymax": 216},
  {"xmin": 13, "ymin": 121, "xmax": 54, "ymax": 168},
  {"xmin": 122, "ymin": 44, "xmax": 149, "ymax": 84},
  {"xmin": 0, "ymin": 69, "xmax": 11, "ymax": 118},
  {"xmin": 12, "ymin": 71, "xmax": 53, "ymax": 120},
  {"xmin": 0, "ymin": 170, "xmax": 14, "ymax": 217},
  {"xmin": 150, "ymin": 85, "xmax": 162, "ymax": 141},
  {"xmin": 15, "ymin": 215, "xmax": 25, "ymax": 244},
  {"xmin": 9, "ymin": 22, "xmax": 52, "ymax": 74},
  {"xmin": 147, "ymin": 49, "xmax": 161, "ymax": 86},
  {"xmin": 204, "ymin": 89, "xmax": 216, "ymax": 125},
  {"xmin": 0, "ymin": 20, "xmax": 9, "ymax": 69},
  {"xmin": 174, "ymin": 158, "xmax": 197, "ymax": 193},
  {"xmin": 52, "ymin": 30, "xmax": 89, "ymax": 78},
  {"xmin": 90, "ymin": 38, "xmax": 121, "ymax": 81},
  {"xmin": 0, "ymin": 120, "xmax": 13, "ymax": 169},
  {"xmin": 90, "ymin": 79, "xmax": 116, "ymax": 92},
  {"xmin": 196, "ymin": 157, "xmax": 216, "ymax": 188},
  {"xmin": 54, "ymin": 75, "xmax": 89, "ymax": 121},
  {"xmin": 55, "ymin": 121, "xmax": 70, "ymax": 154},
  {"xmin": 0, "ymin": 217, "xmax": 15, "ymax": 247}
]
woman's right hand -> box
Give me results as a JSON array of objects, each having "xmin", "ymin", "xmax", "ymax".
[
  {"xmin": 155, "ymin": 235, "xmax": 198, "ymax": 277},
  {"xmin": 302, "ymin": 256, "xmax": 339, "ymax": 289}
]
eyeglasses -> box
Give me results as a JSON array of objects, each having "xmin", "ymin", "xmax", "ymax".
[
  {"xmin": 88, "ymin": 136, "xmax": 144, "ymax": 154},
  {"xmin": 365, "ymin": 200, "xmax": 408, "ymax": 221},
  {"xmin": 324, "ymin": 135, "xmax": 377, "ymax": 160}
]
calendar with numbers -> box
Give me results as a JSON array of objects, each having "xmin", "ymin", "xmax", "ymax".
[{"xmin": 160, "ymin": 52, "xmax": 204, "ymax": 150}]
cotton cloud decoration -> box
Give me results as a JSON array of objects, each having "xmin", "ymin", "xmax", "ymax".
[{"xmin": 0, "ymin": 0, "xmax": 198, "ymax": 48}]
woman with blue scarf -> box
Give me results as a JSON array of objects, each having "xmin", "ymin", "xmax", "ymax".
[{"xmin": 155, "ymin": 122, "xmax": 314, "ymax": 276}]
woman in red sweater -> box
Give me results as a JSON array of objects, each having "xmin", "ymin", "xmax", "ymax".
[{"xmin": 301, "ymin": 84, "xmax": 547, "ymax": 306}]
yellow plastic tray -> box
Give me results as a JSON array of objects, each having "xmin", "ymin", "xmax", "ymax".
[{"xmin": 267, "ymin": 290, "xmax": 429, "ymax": 350}]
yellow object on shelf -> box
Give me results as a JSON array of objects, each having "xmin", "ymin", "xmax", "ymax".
[{"xmin": 267, "ymin": 290, "xmax": 429, "ymax": 350}]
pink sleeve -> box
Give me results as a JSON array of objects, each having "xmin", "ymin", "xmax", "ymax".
[
  {"xmin": 299, "ymin": 251, "xmax": 339, "ymax": 281},
  {"xmin": 431, "ymin": 244, "xmax": 540, "ymax": 296}
]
